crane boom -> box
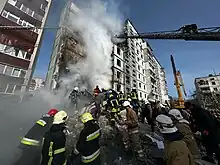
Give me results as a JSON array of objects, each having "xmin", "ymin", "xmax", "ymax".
[{"xmin": 117, "ymin": 26, "xmax": 220, "ymax": 41}]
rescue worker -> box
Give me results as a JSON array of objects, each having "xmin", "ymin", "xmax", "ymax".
[
  {"xmin": 156, "ymin": 114, "xmax": 195, "ymax": 165},
  {"xmin": 185, "ymin": 102, "xmax": 220, "ymax": 164},
  {"xmin": 107, "ymin": 91, "xmax": 120, "ymax": 125},
  {"xmin": 122, "ymin": 101, "xmax": 145, "ymax": 162},
  {"xmin": 118, "ymin": 91, "xmax": 125, "ymax": 105},
  {"xmin": 115, "ymin": 109, "xmax": 130, "ymax": 150},
  {"xmin": 14, "ymin": 109, "xmax": 59, "ymax": 165},
  {"xmin": 130, "ymin": 88, "xmax": 139, "ymax": 114},
  {"xmin": 93, "ymin": 85, "xmax": 101, "ymax": 97},
  {"xmin": 41, "ymin": 110, "xmax": 68, "ymax": 165},
  {"xmin": 141, "ymin": 100, "xmax": 154, "ymax": 131},
  {"xmin": 69, "ymin": 87, "xmax": 80, "ymax": 109},
  {"xmin": 168, "ymin": 109, "xmax": 200, "ymax": 159},
  {"xmin": 72, "ymin": 112, "xmax": 101, "ymax": 165}
]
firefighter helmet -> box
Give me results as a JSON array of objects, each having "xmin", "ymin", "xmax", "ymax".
[
  {"xmin": 80, "ymin": 112, "xmax": 94, "ymax": 124},
  {"xmin": 168, "ymin": 109, "xmax": 184, "ymax": 120},
  {"xmin": 123, "ymin": 101, "xmax": 131, "ymax": 107},
  {"xmin": 156, "ymin": 114, "xmax": 178, "ymax": 134},
  {"xmin": 47, "ymin": 109, "xmax": 58, "ymax": 116},
  {"xmin": 74, "ymin": 87, "xmax": 79, "ymax": 91},
  {"xmin": 53, "ymin": 110, "xmax": 68, "ymax": 124}
]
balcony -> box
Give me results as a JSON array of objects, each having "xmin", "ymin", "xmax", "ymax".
[
  {"xmin": 4, "ymin": 2, "xmax": 42, "ymax": 27},
  {"xmin": 0, "ymin": 52, "xmax": 29, "ymax": 69},
  {"xmin": 0, "ymin": 16, "xmax": 37, "ymax": 44}
]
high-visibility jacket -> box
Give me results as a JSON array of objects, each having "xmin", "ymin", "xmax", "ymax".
[
  {"xmin": 107, "ymin": 98, "xmax": 119, "ymax": 113},
  {"xmin": 126, "ymin": 93, "xmax": 131, "ymax": 100},
  {"xmin": 20, "ymin": 116, "xmax": 53, "ymax": 148},
  {"xmin": 118, "ymin": 93, "xmax": 124, "ymax": 102},
  {"xmin": 131, "ymin": 92, "xmax": 138, "ymax": 100},
  {"xmin": 41, "ymin": 124, "xmax": 67, "ymax": 165},
  {"xmin": 75, "ymin": 120, "xmax": 101, "ymax": 164}
]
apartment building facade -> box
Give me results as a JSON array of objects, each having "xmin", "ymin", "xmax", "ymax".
[
  {"xmin": 0, "ymin": 0, "xmax": 51, "ymax": 95},
  {"xmin": 111, "ymin": 45, "xmax": 125, "ymax": 92},
  {"xmin": 119, "ymin": 19, "xmax": 169, "ymax": 103}
]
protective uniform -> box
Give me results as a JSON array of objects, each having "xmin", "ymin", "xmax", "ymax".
[
  {"xmin": 123, "ymin": 101, "xmax": 144, "ymax": 160},
  {"xmin": 41, "ymin": 110, "xmax": 68, "ymax": 165},
  {"xmin": 156, "ymin": 114, "xmax": 195, "ymax": 165},
  {"xmin": 93, "ymin": 85, "xmax": 101, "ymax": 97},
  {"xmin": 130, "ymin": 89, "xmax": 139, "ymax": 113},
  {"xmin": 74, "ymin": 113, "xmax": 101, "ymax": 165},
  {"xmin": 116, "ymin": 109, "xmax": 129, "ymax": 150},
  {"xmin": 69, "ymin": 87, "xmax": 80, "ymax": 109},
  {"xmin": 168, "ymin": 109, "xmax": 200, "ymax": 159},
  {"xmin": 117, "ymin": 91, "xmax": 125, "ymax": 105},
  {"xmin": 14, "ymin": 109, "xmax": 58, "ymax": 165},
  {"xmin": 107, "ymin": 92, "xmax": 120, "ymax": 124}
]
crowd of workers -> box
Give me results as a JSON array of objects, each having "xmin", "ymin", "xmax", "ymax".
[{"xmin": 14, "ymin": 85, "xmax": 220, "ymax": 165}]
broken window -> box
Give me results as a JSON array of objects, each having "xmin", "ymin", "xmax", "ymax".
[{"xmin": 117, "ymin": 59, "xmax": 121, "ymax": 67}]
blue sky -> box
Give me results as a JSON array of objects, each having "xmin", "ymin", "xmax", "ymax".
[{"xmin": 34, "ymin": 0, "xmax": 220, "ymax": 97}]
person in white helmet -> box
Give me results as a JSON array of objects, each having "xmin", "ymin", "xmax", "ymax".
[
  {"xmin": 156, "ymin": 114, "xmax": 195, "ymax": 165},
  {"xmin": 41, "ymin": 110, "xmax": 68, "ymax": 165},
  {"xmin": 122, "ymin": 101, "xmax": 145, "ymax": 162},
  {"xmin": 168, "ymin": 109, "xmax": 200, "ymax": 159}
]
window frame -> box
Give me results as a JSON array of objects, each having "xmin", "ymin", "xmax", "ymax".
[{"xmin": 11, "ymin": 68, "xmax": 21, "ymax": 77}]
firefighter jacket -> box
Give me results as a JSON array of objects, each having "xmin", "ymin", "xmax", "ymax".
[
  {"xmin": 107, "ymin": 95, "xmax": 119, "ymax": 113},
  {"xmin": 20, "ymin": 116, "xmax": 53, "ymax": 149},
  {"xmin": 125, "ymin": 108, "xmax": 139, "ymax": 134},
  {"xmin": 41, "ymin": 124, "xmax": 67, "ymax": 165},
  {"xmin": 118, "ymin": 93, "xmax": 125, "ymax": 102},
  {"xmin": 130, "ymin": 91, "xmax": 138, "ymax": 100},
  {"xmin": 164, "ymin": 132, "xmax": 195, "ymax": 165},
  {"xmin": 176, "ymin": 119, "xmax": 200, "ymax": 158},
  {"xmin": 75, "ymin": 120, "xmax": 101, "ymax": 164}
]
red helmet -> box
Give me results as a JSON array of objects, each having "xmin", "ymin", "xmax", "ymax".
[{"xmin": 47, "ymin": 109, "xmax": 58, "ymax": 116}]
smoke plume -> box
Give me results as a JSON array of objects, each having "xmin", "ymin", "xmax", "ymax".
[{"xmin": 63, "ymin": 0, "xmax": 123, "ymax": 90}]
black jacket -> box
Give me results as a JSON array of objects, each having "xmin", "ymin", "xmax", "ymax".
[
  {"xmin": 191, "ymin": 106, "xmax": 220, "ymax": 138},
  {"xmin": 41, "ymin": 124, "xmax": 66, "ymax": 165},
  {"xmin": 75, "ymin": 120, "xmax": 100, "ymax": 163},
  {"xmin": 20, "ymin": 116, "xmax": 53, "ymax": 149}
]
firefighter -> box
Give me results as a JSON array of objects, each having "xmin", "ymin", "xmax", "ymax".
[
  {"xmin": 118, "ymin": 91, "xmax": 125, "ymax": 105},
  {"xmin": 93, "ymin": 85, "xmax": 101, "ymax": 97},
  {"xmin": 140, "ymin": 100, "xmax": 153, "ymax": 128},
  {"xmin": 41, "ymin": 110, "xmax": 68, "ymax": 165},
  {"xmin": 168, "ymin": 109, "xmax": 200, "ymax": 159},
  {"xmin": 122, "ymin": 101, "xmax": 145, "ymax": 162},
  {"xmin": 156, "ymin": 114, "xmax": 195, "ymax": 165},
  {"xmin": 72, "ymin": 112, "xmax": 101, "ymax": 165},
  {"xmin": 130, "ymin": 88, "xmax": 139, "ymax": 114},
  {"xmin": 116, "ymin": 109, "xmax": 130, "ymax": 150},
  {"xmin": 14, "ymin": 109, "xmax": 58, "ymax": 165},
  {"xmin": 69, "ymin": 87, "xmax": 80, "ymax": 109},
  {"xmin": 109, "ymin": 91, "xmax": 120, "ymax": 125}
]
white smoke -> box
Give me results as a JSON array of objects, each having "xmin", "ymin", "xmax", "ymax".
[{"xmin": 63, "ymin": 0, "xmax": 123, "ymax": 90}]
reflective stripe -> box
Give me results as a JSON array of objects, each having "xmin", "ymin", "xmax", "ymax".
[
  {"xmin": 54, "ymin": 148, "xmax": 65, "ymax": 154},
  {"xmin": 36, "ymin": 119, "xmax": 47, "ymax": 127},
  {"xmin": 21, "ymin": 137, "xmax": 39, "ymax": 146},
  {"xmin": 130, "ymin": 130, "xmax": 139, "ymax": 134},
  {"xmin": 48, "ymin": 142, "xmax": 54, "ymax": 156},
  {"xmin": 86, "ymin": 129, "xmax": 100, "ymax": 141},
  {"xmin": 74, "ymin": 148, "xmax": 80, "ymax": 154},
  {"xmin": 82, "ymin": 149, "xmax": 100, "ymax": 163}
]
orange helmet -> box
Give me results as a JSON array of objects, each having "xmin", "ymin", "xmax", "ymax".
[{"xmin": 47, "ymin": 109, "xmax": 58, "ymax": 117}]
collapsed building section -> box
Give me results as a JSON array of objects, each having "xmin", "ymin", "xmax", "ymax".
[{"xmin": 45, "ymin": 2, "xmax": 86, "ymax": 93}]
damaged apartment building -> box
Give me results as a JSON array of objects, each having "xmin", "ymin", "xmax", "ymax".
[{"xmin": 117, "ymin": 19, "xmax": 169, "ymax": 103}]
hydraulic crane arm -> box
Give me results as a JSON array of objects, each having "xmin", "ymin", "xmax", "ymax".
[{"xmin": 116, "ymin": 26, "xmax": 220, "ymax": 41}]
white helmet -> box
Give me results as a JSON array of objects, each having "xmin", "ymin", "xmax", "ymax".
[
  {"xmin": 128, "ymin": 98, "xmax": 132, "ymax": 102},
  {"xmin": 74, "ymin": 87, "xmax": 79, "ymax": 91},
  {"xmin": 168, "ymin": 109, "xmax": 183, "ymax": 120},
  {"xmin": 53, "ymin": 110, "xmax": 68, "ymax": 124},
  {"xmin": 156, "ymin": 114, "xmax": 178, "ymax": 134},
  {"xmin": 123, "ymin": 101, "xmax": 131, "ymax": 107}
]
